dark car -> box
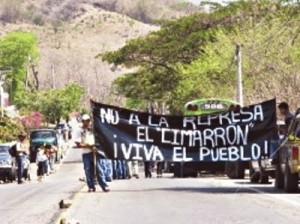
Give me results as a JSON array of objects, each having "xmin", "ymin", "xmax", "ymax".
[
  {"xmin": 0, "ymin": 142, "xmax": 17, "ymax": 182},
  {"xmin": 29, "ymin": 129, "xmax": 62, "ymax": 163}
]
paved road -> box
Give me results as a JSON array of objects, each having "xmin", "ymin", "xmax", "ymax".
[
  {"xmin": 64, "ymin": 174, "xmax": 300, "ymax": 224},
  {"xmin": 2, "ymin": 147, "xmax": 300, "ymax": 224},
  {"xmin": 0, "ymin": 144, "xmax": 85, "ymax": 224}
]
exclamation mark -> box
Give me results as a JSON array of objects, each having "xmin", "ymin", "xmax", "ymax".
[{"xmin": 113, "ymin": 135, "xmax": 118, "ymax": 158}]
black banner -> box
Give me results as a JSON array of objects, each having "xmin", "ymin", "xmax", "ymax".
[{"xmin": 92, "ymin": 99, "xmax": 277, "ymax": 162}]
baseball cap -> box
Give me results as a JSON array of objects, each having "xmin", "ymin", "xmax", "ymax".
[{"xmin": 82, "ymin": 114, "xmax": 91, "ymax": 121}]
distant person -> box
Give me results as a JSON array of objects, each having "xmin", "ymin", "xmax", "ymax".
[
  {"xmin": 104, "ymin": 159, "xmax": 113, "ymax": 182},
  {"xmin": 278, "ymin": 102, "xmax": 294, "ymax": 134},
  {"xmin": 36, "ymin": 147, "xmax": 48, "ymax": 181},
  {"xmin": 144, "ymin": 161, "xmax": 152, "ymax": 178},
  {"xmin": 113, "ymin": 160, "xmax": 127, "ymax": 179},
  {"xmin": 156, "ymin": 161, "xmax": 163, "ymax": 178},
  {"xmin": 127, "ymin": 161, "xmax": 139, "ymax": 179},
  {"xmin": 16, "ymin": 132, "xmax": 29, "ymax": 184},
  {"xmin": 74, "ymin": 114, "xmax": 110, "ymax": 192},
  {"xmin": 46, "ymin": 144, "xmax": 57, "ymax": 173}
]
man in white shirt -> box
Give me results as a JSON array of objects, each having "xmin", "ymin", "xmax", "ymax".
[
  {"xmin": 16, "ymin": 132, "xmax": 29, "ymax": 184},
  {"xmin": 74, "ymin": 114, "xmax": 110, "ymax": 192}
]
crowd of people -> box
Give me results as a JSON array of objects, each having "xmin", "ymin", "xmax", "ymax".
[
  {"xmin": 36, "ymin": 144, "xmax": 57, "ymax": 181},
  {"xmin": 14, "ymin": 132, "xmax": 58, "ymax": 184}
]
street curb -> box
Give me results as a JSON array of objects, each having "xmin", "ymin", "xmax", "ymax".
[{"xmin": 55, "ymin": 184, "xmax": 85, "ymax": 224}]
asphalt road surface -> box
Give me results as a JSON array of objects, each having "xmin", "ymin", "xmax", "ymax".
[
  {"xmin": 64, "ymin": 175, "xmax": 300, "ymax": 224},
  {"xmin": 0, "ymin": 144, "xmax": 85, "ymax": 224},
  {"xmin": 1, "ymin": 148, "xmax": 300, "ymax": 224}
]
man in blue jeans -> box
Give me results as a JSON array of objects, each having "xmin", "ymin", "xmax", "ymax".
[
  {"xmin": 16, "ymin": 132, "xmax": 29, "ymax": 184},
  {"xmin": 104, "ymin": 159, "xmax": 113, "ymax": 182},
  {"xmin": 74, "ymin": 114, "xmax": 110, "ymax": 192}
]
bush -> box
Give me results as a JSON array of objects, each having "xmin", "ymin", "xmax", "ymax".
[
  {"xmin": 32, "ymin": 14, "xmax": 45, "ymax": 26},
  {"xmin": 20, "ymin": 112, "xmax": 44, "ymax": 130},
  {"xmin": 0, "ymin": 116, "xmax": 25, "ymax": 143}
]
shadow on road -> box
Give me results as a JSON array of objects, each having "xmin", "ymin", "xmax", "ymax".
[
  {"xmin": 112, "ymin": 186, "xmax": 288, "ymax": 194},
  {"xmin": 62, "ymin": 160, "xmax": 82, "ymax": 164}
]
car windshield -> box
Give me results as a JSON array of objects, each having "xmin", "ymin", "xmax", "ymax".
[
  {"xmin": 31, "ymin": 131, "xmax": 56, "ymax": 139},
  {"xmin": 0, "ymin": 146, "xmax": 9, "ymax": 159},
  {"xmin": 0, "ymin": 146, "xmax": 9, "ymax": 153}
]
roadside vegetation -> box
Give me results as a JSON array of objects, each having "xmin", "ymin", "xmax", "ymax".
[
  {"xmin": 102, "ymin": 0, "xmax": 300, "ymax": 114},
  {"xmin": 0, "ymin": 31, "xmax": 85, "ymax": 121},
  {"xmin": 0, "ymin": 31, "xmax": 85, "ymax": 142}
]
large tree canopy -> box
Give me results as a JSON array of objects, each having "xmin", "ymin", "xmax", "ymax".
[{"xmin": 102, "ymin": 0, "xmax": 300, "ymax": 114}]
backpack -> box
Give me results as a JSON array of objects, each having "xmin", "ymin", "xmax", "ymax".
[{"xmin": 9, "ymin": 144, "xmax": 17, "ymax": 157}]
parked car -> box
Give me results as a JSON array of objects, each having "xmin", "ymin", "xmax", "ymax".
[
  {"xmin": 273, "ymin": 114, "xmax": 300, "ymax": 193},
  {"xmin": 0, "ymin": 142, "xmax": 17, "ymax": 182},
  {"xmin": 253, "ymin": 113, "xmax": 300, "ymax": 193},
  {"xmin": 29, "ymin": 129, "xmax": 62, "ymax": 163},
  {"xmin": 55, "ymin": 123, "xmax": 72, "ymax": 140}
]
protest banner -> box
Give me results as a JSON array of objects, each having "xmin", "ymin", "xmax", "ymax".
[{"xmin": 92, "ymin": 99, "xmax": 277, "ymax": 162}]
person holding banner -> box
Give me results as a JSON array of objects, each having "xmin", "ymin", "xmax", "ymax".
[
  {"xmin": 127, "ymin": 161, "xmax": 139, "ymax": 179},
  {"xmin": 278, "ymin": 102, "xmax": 294, "ymax": 134},
  {"xmin": 74, "ymin": 114, "xmax": 110, "ymax": 192}
]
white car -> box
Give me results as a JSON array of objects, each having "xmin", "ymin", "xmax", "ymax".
[
  {"xmin": 0, "ymin": 142, "xmax": 17, "ymax": 182},
  {"xmin": 0, "ymin": 142, "xmax": 31, "ymax": 182}
]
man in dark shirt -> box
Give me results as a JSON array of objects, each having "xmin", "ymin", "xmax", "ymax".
[{"xmin": 278, "ymin": 102, "xmax": 294, "ymax": 134}]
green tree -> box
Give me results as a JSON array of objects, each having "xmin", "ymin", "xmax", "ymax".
[
  {"xmin": 0, "ymin": 31, "xmax": 38, "ymax": 103},
  {"xmin": 18, "ymin": 83, "xmax": 85, "ymax": 123},
  {"xmin": 102, "ymin": 0, "xmax": 300, "ymax": 113}
]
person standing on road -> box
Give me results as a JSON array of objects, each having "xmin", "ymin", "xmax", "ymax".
[
  {"xmin": 47, "ymin": 144, "xmax": 57, "ymax": 173},
  {"xmin": 16, "ymin": 132, "xmax": 29, "ymax": 184},
  {"xmin": 278, "ymin": 102, "xmax": 294, "ymax": 135},
  {"xmin": 113, "ymin": 160, "xmax": 127, "ymax": 179},
  {"xmin": 36, "ymin": 147, "xmax": 48, "ymax": 181},
  {"xmin": 156, "ymin": 161, "xmax": 163, "ymax": 178},
  {"xmin": 74, "ymin": 114, "xmax": 110, "ymax": 192},
  {"xmin": 105, "ymin": 159, "xmax": 113, "ymax": 182},
  {"xmin": 144, "ymin": 161, "xmax": 152, "ymax": 178},
  {"xmin": 127, "ymin": 161, "xmax": 139, "ymax": 179}
]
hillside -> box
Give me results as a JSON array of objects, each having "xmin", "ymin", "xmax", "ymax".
[
  {"xmin": 0, "ymin": 0, "xmax": 198, "ymax": 105},
  {"xmin": 0, "ymin": 3, "xmax": 158, "ymax": 104},
  {"xmin": 0, "ymin": 0, "xmax": 198, "ymax": 24}
]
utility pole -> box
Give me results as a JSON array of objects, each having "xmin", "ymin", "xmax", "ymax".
[{"xmin": 236, "ymin": 44, "xmax": 243, "ymax": 106}]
